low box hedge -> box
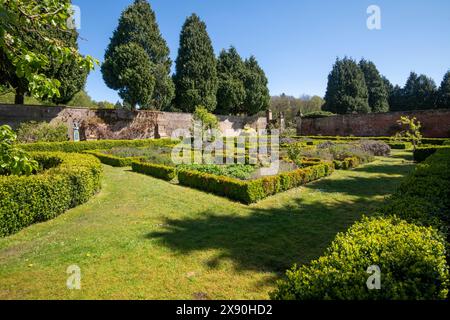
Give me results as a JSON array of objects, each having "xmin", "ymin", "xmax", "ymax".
[
  {"xmin": 271, "ymin": 216, "xmax": 449, "ymax": 300},
  {"xmin": 0, "ymin": 152, "xmax": 102, "ymax": 237},
  {"xmin": 131, "ymin": 161, "xmax": 176, "ymax": 181},
  {"xmin": 380, "ymin": 149, "xmax": 450, "ymax": 233},
  {"xmin": 388, "ymin": 142, "xmax": 409, "ymax": 150},
  {"xmin": 178, "ymin": 161, "xmax": 334, "ymax": 204},
  {"xmin": 271, "ymin": 148, "xmax": 450, "ymax": 300},
  {"xmin": 83, "ymin": 150, "xmax": 141, "ymax": 167},
  {"xmin": 19, "ymin": 138, "xmax": 177, "ymax": 153},
  {"xmin": 413, "ymin": 146, "xmax": 450, "ymax": 162}
]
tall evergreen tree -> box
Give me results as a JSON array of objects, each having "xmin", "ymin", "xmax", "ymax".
[
  {"xmin": 243, "ymin": 56, "xmax": 270, "ymax": 115},
  {"xmin": 401, "ymin": 72, "xmax": 437, "ymax": 110},
  {"xmin": 323, "ymin": 57, "xmax": 370, "ymax": 114},
  {"xmin": 173, "ymin": 14, "xmax": 218, "ymax": 113},
  {"xmin": 359, "ymin": 59, "xmax": 389, "ymax": 113},
  {"xmin": 216, "ymin": 47, "xmax": 246, "ymax": 115},
  {"xmin": 101, "ymin": 0, "xmax": 174, "ymax": 110},
  {"xmin": 437, "ymin": 71, "xmax": 450, "ymax": 109}
]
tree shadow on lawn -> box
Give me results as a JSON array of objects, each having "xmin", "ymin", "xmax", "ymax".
[
  {"xmin": 145, "ymin": 174, "xmax": 406, "ymax": 275},
  {"xmin": 147, "ymin": 198, "xmax": 367, "ymax": 275}
]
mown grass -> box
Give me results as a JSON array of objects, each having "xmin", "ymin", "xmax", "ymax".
[{"xmin": 0, "ymin": 151, "xmax": 414, "ymax": 300}]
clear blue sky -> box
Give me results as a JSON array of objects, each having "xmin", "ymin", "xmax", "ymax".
[{"xmin": 73, "ymin": 0, "xmax": 450, "ymax": 103}]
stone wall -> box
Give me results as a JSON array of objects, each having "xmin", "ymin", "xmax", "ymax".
[
  {"xmin": 0, "ymin": 104, "xmax": 267, "ymax": 140},
  {"xmin": 297, "ymin": 109, "xmax": 450, "ymax": 138}
]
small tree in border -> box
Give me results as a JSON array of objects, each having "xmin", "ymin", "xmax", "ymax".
[{"xmin": 394, "ymin": 116, "xmax": 423, "ymax": 150}]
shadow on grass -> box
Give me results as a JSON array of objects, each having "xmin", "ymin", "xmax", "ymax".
[{"xmin": 145, "ymin": 154, "xmax": 415, "ymax": 275}]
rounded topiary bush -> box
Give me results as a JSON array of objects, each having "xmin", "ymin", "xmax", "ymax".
[
  {"xmin": 271, "ymin": 217, "xmax": 449, "ymax": 300},
  {"xmin": 0, "ymin": 152, "xmax": 102, "ymax": 237}
]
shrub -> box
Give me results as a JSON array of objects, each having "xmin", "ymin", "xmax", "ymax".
[
  {"xmin": 178, "ymin": 162, "xmax": 334, "ymax": 204},
  {"xmin": 413, "ymin": 146, "xmax": 450, "ymax": 162},
  {"xmin": 380, "ymin": 149, "xmax": 450, "ymax": 233},
  {"xmin": 1, "ymin": 125, "xmax": 39, "ymax": 176},
  {"xmin": 131, "ymin": 161, "xmax": 176, "ymax": 181},
  {"xmin": 177, "ymin": 164, "xmax": 255, "ymax": 180},
  {"xmin": 19, "ymin": 138, "xmax": 177, "ymax": 153},
  {"xmin": 0, "ymin": 152, "xmax": 102, "ymax": 237},
  {"xmin": 302, "ymin": 111, "xmax": 335, "ymax": 119},
  {"xmin": 388, "ymin": 142, "xmax": 408, "ymax": 150},
  {"xmin": 328, "ymin": 144, "xmax": 374, "ymax": 163},
  {"xmin": 358, "ymin": 140, "xmax": 391, "ymax": 156},
  {"xmin": 84, "ymin": 150, "xmax": 141, "ymax": 167},
  {"xmin": 16, "ymin": 121, "xmax": 68, "ymax": 143},
  {"xmin": 271, "ymin": 217, "xmax": 449, "ymax": 300},
  {"xmin": 104, "ymin": 146, "xmax": 173, "ymax": 165}
]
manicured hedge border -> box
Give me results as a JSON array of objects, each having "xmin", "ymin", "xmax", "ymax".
[
  {"xmin": 0, "ymin": 152, "xmax": 102, "ymax": 237},
  {"xmin": 83, "ymin": 150, "xmax": 141, "ymax": 167},
  {"xmin": 294, "ymin": 135, "xmax": 449, "ymax": 145},
  {"xmin": 388, "ymin": 142, "xmax": 409, "ymax": 149},
  {"xmin": 19, "ymin": 138, "xmax": 177, "ymax": 153},
  {"xmin": 271, "ymin": 148, "xmax": 450, "ymax": 300},
  {"xmin": 413, "ymin": 146, "xmax": 450, "ymax": 162},
  {"xmin": 131, "ymin": 161, "xmax": 176, "ymax": 181},
  {"xmin": 178, "ymin": 162, "xmax": 334, "ymax": 204},
  {"xmin": 381, "ymin": 149, "xmax": 450, "ymax": 233}
]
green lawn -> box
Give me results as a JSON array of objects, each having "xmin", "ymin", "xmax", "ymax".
[{"xmin": 0, "ymin": 151, "xmax": 414, "ymax": 300}]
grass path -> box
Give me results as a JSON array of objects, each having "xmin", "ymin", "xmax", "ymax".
[{"xmin": 0, "ymin": 151, "xmax": 414, "ymax": 300}]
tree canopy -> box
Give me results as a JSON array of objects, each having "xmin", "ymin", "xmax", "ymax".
[
  {"xmin": 323, "ymin": 57, "xmax": 370, "ymax": 114},
  {"xmin": 359, "ymin": 59, "xmax": 389, "ymax": 113},
  {"xmin": 173, "ymin": 14, "xmax": 218, "ymax": 113},
  {"xmin": 101, "ymin": 0, "xmax": 174, "ymax": 110},
  {"xmin": 0, "ymin": 0, "xmax": 96, "ymax": 104},
  {"xmin": 437, "ymin": 71, "xmax": 450, "ymax": 109}
]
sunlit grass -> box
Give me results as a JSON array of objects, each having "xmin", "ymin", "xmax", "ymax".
[{"xmin": 0, "ymin": 151, "xmax": 414, "ymax": 300}]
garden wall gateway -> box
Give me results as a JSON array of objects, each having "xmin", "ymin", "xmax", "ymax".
[
  {"xmin": 297, "ymin": 109, "xmax": 450, "ymax": 138},
  {"xmin": 0, "ymin": 104, "xmax": 268, "ymax": 140}
]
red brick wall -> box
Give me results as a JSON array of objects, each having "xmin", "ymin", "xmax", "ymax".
[{"xmin": 298, "ymin": 109, "xmax": 450, "ymax": 138}]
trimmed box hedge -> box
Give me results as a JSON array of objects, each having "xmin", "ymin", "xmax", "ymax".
[
  {"xmin": 178, "ymin": 161, "xmax": 334, "ymax": 204},
  {"xmin": 295, "ymin": 135, "xmax": 450, "ymax": 145},
  {"xmin": 413, "ymin": 146, "xmax": 450, "ymax": 162},
  {"xmin": 131, "ymin": 161, "xmax": 176, "ymax": 181},
  {"xmin": 272, "ymin": 148, "xmax": 450, "ymax": 300},
  {"xmin": 0, "ymin": 152, "xmax": 102, "ymax": 237},
  {"xmin": 380, "ymin": 149, "xmax": 450, "ymax": 233},
  {"xmin": 19, "ymin": 138, "xmax": 177, "ymax": 153},
  {"xmin": 271, "ymin": 216, "xmax": 449, "ymax": 300},
  {"xmin": 83, "ymin": 150, "xmax": 141, "ymax": 167}
]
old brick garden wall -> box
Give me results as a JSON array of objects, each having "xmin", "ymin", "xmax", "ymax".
[
  {"xmin": 298, "ymin": 109, "xmax": 450, "ymax": 138},
  {"xmin": 0, "ymin": 104, "xmax": 267, "ymax": 140}
]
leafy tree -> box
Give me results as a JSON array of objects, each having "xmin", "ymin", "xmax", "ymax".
[
  {"xmin": 323, "ymin": 57, "xmax": 370, "ymax": 114},
  {"xmin": 243, "ymin": 56, "xmax": 270, "ymax": 115},
  {"xmin": 0, "ymin": 125, "xmax": 38, "ymax": 176},
  {"xmin": 0, "ymin": 0, "xmax": 96, "ymax": 103},
  {"xmin": 174, "ymin": 14, "xmax": 218, "ymax": 113},
  {"xmin": 192, "ymin": 105, "xmax": 219, "ymax": 141},
  {"xmin": 394, "ymin": 116, "xmax": 423, "ymax": 151},
  {"xmin": 101, "ymin": 0, "xmax": 174, "ymax": 110},
  {"xmin": 359, "ymin": 59, "xmax": 389, "ymax": 113},
  {"xmin": 437, "ymin": 71, "xmax": 450, "ymax": 109},
  {"xmin": 216, "ymin": 47, "xmax": 246, "ymax": 115}
]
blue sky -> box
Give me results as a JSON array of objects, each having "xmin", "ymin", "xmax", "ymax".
[{"xmin": 73, "ymin": 0, "xmax": 450, "ymax": 103}]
